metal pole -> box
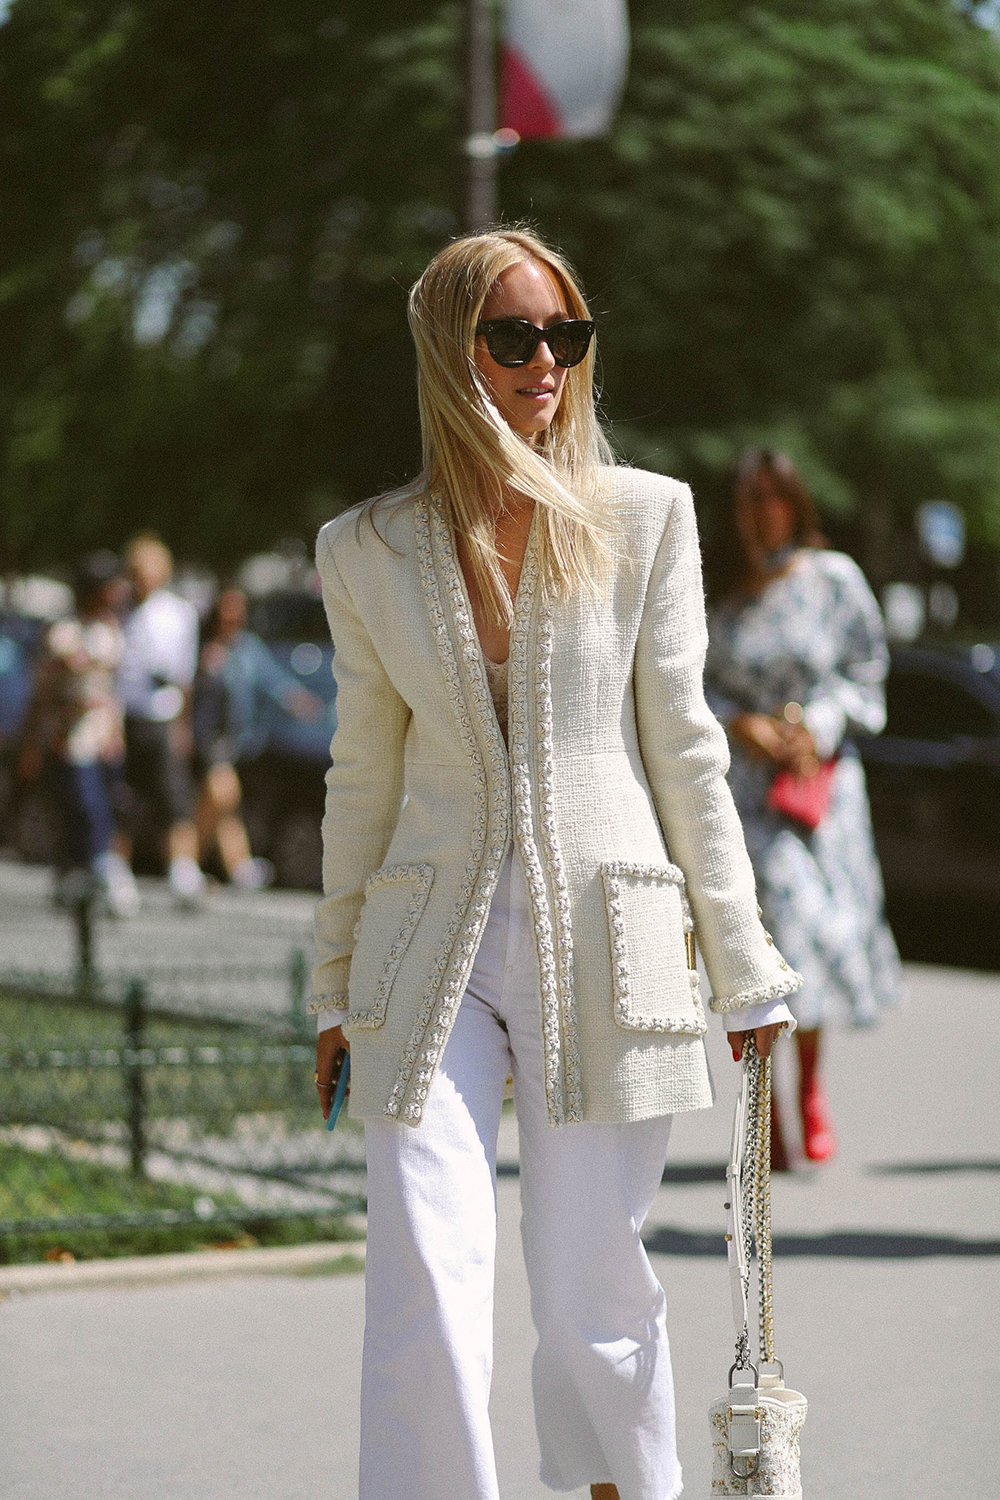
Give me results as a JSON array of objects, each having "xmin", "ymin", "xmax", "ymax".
[
  {"xmin": 288, "ymin": 947, "xmax": 308, "ymax": 1039},
  {"xmin": 464, "ymin": 0, "xmax": 497, "ymax": 231},
  {"xmin": 73, "ymin": 883, "xmax": 96, "ymax": 998},
  {"xmin": 123, "ymin": 978, "xmax": 146, "ymax": 1177}
]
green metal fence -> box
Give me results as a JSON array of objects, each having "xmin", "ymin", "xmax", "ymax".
[{"xmin": 0, "ymin": 968, "xmax": 365, "ymax": 1264}]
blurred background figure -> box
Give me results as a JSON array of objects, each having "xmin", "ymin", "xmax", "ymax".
[
  {"xmin": 193, "ymin": 587, "xmax": 321, "ymax": 889},
  {"xmin": 704, "ymin": 449, "xmax": 902, "ymax": 1167},
  {"xmin": 118, "ymin": 533, "xmax": 202, "ymax": 908},
  {"xmin": 16, "ymin": 550, "xmax": 140, "ymax": 917}
]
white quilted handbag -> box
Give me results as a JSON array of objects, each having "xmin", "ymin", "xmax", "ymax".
[{"xmin": 709, "ymin": 1038, "xmax": 808, "ymax": 1497}]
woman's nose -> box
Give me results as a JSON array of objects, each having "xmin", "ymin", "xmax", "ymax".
[{"xmin": 527, "ymin": 336, "xmax": 556, "ymax": 373}]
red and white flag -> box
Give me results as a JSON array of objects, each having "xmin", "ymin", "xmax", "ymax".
[{"xmin": 500, "ymin": 0, "xmax": 630, "ymax": 141}]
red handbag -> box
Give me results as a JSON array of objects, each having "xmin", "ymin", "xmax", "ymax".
[{"xmin": 766, "ymin": 757, "xmax": 837, "ymax": 831}]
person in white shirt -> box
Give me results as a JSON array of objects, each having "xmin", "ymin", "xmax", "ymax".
[{"xmin": 119, "ymin": 533, "xmax": 204, "ymax": 906}]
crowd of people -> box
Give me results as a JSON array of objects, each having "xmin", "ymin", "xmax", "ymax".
[{"xmin": 16, "ymin": 533, "xmax": 321, "ymax": 916}]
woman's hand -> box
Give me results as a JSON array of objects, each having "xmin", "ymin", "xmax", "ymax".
[
  {"xmin": 315, "ymin": 1024, "xmax": 349, "ymax": 1122},
  {"xmin": 776, "ymin": 720, "xmax": 819, "ymax": 776},
  {"xmin": 731, "ymin": 712, "xmax": 818, "ymax": 774},
  {"xmin": 730, "ymin": 712, "xmax": 788, "ymax": 765},
  {"xmin": 727, "ymin": 1023, "xmax": 781, "ymax": 1062}
]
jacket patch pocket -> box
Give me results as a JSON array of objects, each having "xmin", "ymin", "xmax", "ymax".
[
  {"xmin": 349, "ymin": 864, "xmax": 433, "ymax": 1029},
  {"xmin": 601, "ymin": 861, "xmax": 707, "ymax": 1035}
]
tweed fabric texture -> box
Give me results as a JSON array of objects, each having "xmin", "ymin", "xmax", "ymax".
[{"xmin": 312, "ymin": 467, "xmax": 800, "ymax": 1126}]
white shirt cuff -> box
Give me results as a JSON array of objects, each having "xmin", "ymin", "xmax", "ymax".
[
  {"xmin": 719, "ymin": 996, "xmax": 796, "ymax": 1034},
  {"xmin": 316, "ymin": 1010, "xmax": 348, "ymax": 1035}
]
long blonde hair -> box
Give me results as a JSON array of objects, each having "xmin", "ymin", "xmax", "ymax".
[{"xmin": 390, "ymin": 227, "xmax": 615, "ymax": 624}]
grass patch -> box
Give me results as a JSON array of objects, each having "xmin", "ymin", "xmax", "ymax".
[
  {"xmin": 0, "ymin": 1139, "xmax": 363, "ymax": 1264},
  {"xmin": 0, "ymin": 993, "xmax": 365, "ymax": 1264},
  {"xmin": 0, "ymin": 991, "xmax": 317, "ymax": 1130},
  {"xmin": 0, "ymin": 990, "xmax": 258, "ymax": 1048},
  {"xmin": 0, "ymin": 1138, "xmax": 235, "ymax": 1222}
]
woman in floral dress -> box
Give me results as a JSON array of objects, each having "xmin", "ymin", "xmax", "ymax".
[{"xmin": 705, "ymin": 450, "xmax": 901, "ymax": 1165}]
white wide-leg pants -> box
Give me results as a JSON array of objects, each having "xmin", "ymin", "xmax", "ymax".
[{"xmin": 360, "ymin": 851, "xmax": 681, "ymax": 1500}]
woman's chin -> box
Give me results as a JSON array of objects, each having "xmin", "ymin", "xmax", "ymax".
[{"xmin": 510, "ymin": 414, "xmax": 556, "ymax": 442}]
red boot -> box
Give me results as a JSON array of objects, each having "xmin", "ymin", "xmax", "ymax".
[
  {"xmin": 800, "ymin": 1080, "xmax": 837, "ymax": 1162},
  {"xmin": 797, "ymin": 1028, "xmax": 837, "ymax": 1162}
]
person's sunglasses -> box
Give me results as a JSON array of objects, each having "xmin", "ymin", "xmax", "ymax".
[{"xmin": 475, "ymin": 317, "xmax": 595, "ymax": 369}]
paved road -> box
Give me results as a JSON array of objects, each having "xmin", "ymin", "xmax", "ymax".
[{"xmin": 2, "ymin": 962, "xmax": 997, "ymax": 1499}]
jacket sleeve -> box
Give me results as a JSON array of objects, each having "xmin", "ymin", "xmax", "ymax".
[
  {"xmin": 633, "ymin": 485, "xmax": 802, "ymax": 1015},
  {"xmin": 310, "ymin": 521, "xmax": 411, "ymax": 1015}
]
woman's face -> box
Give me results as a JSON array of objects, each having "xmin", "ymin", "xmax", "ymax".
[
  {"xmin": 473, "ymin": 258, "xmax": 570, "ymax": 441},
  {"xmin": 750, "ymin": 474, "xmax": 797, "ymax": 554}
]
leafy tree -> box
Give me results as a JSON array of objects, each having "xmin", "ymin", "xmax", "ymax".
[
  {"xmin": 0, "ymin": 0, "xmax": 462, "ymax": 568},
  {"xmin": 3, "ymin": 0, "xmax": 1000, "ymax": 587},
  {"xmin": 506, "ymin": 0, "xmax": 1000, "ymax": 571}
]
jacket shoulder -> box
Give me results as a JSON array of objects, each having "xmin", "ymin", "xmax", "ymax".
[
  {"xmin": 316, "ymin": 492, "xmax": 419, "ymax": 577},
  {"xmin": 602, "ymin": 465, "xmax": 692, "ymax": 540}
]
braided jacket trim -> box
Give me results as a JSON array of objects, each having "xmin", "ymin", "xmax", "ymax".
[
  {"xmin": 384, "ymin": 495, "xmax": 510, "ymax": 1123},
  {"xmin": 306, "ymin": 994, "xmax": 349, "ymax": 1016},
  {"xmin": 600, "ymin": 861, "xmax": 708, "ymax": 1035},
  {"xmin": 708, "ymin": 971, "xmax": 803, "ymax": 1015},
  {"xmin": 347, "ymin": 863, "xmax": 434, "ymax": 1029},
  {"xmin": 507, "ymin": 542, "xmax": 581, "ymax": 1125}
]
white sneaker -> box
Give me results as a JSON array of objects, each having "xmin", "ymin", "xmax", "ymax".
[
  {"xmin": 168, "ymin": 855, "xmax": 206, "ymax": 909},
  {"xmin": 231, "ymin": 856, "xmax": 275, "ymax": 891},
  {"xmin": 92, "ymin": 851, "xmax": 141, "ymax": 918}
]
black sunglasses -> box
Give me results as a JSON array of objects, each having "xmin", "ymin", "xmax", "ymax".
[{"xmin": 474, "ymin": 317, "xmax": 595, "ymax": 369}]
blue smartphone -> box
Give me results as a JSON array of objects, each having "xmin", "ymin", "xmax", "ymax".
[{"xmin": 326, "ymin": 1049, "xmax": 350, "ymax": 1131}]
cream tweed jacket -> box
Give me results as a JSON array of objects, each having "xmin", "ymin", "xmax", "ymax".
[{"xmin": 311, "ymin": 467, "xmax": 800, "ymax": 1127}]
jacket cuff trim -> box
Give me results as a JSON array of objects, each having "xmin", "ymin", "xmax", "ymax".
[
  {"xmin": 708, "ymin": 969, "xmax": 803, "ymax": 1014},
  {"xmin": 306, "ymin": 993, "xmax": 349, "ymax": 1016}
]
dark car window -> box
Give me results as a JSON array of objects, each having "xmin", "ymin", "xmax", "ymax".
[{"xmin": 886, "ymin": 671, "xmax": 997, "ymax": 740}]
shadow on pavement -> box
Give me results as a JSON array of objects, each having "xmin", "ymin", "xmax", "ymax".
[
  {"xmin": 643, "ymin": 1226, "xmax": 1000, "ymax": 1258},
  {"xmin": 867, "ymin": 1158, "xmax": 1000, "ymax": 1175},
  {"xmin": 496, "ymin": 1160, "xmax": 728, "ymax": 1184}
]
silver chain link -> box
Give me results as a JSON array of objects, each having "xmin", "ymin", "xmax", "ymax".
[{"xmin": 733, "ymin": 1036, "xmax": 776, "ymax": 1370}]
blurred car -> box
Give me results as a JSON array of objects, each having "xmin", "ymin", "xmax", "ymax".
[
  {"xmin": 241, "ymin": 588, "xmax": 336, "ymax": 890},
  {"xmin": 857, "ymin": 642, "xmax": 1000, "ymax": 908}
]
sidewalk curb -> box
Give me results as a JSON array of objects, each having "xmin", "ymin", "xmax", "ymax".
[{"xmin": 0, "ymin": 1236, "xmax": 367, "ymax": 1296}]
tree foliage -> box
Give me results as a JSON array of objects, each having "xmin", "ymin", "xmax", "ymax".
[{"xmin": 3, "ymin": 0, "xmax": 1000, "ymax": 573}]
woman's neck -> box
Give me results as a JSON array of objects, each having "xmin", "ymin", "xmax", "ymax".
[
  {"xmin": 457, "ymin": 495, "xmax": 535, "ymax": 665},
  {"xmin": 740, "ymin": 546, "xmax": 800, "ymax": 598}
]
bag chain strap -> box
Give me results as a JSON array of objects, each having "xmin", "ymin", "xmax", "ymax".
[
  {"xmin": 735, "ymin": 1035, "xmax": 776, "ymax": 1370},
  {"xmin": 755, "ymin": 1047, "xmax": 775, "ymax": 1364}
]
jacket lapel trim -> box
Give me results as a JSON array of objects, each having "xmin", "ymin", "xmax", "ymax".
[
  {"xmin": 386, "ymin": 493, "xmax": 511, "ymax": 1125},
  {"xmin": 507, "ymin": 548, "xmax": 582, "ymax": 1125}
]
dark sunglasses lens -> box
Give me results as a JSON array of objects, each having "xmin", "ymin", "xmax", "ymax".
[
  {"xmin": 546, "ymin": 321, "xmax": 594, "ymax": 368},
  {"xmin": 484, "ymin": 321, "xmax": 537, "ymax": 366}
]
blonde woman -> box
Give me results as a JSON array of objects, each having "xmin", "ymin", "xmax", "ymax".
[{"xmin": 312, "ymin": 228, "xmax": 800, "ymax": 1500}]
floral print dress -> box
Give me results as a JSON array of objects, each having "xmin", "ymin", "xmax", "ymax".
[{"xmin": 705, "ymin": 549, "xmax": 902, "ymax": 1029}]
